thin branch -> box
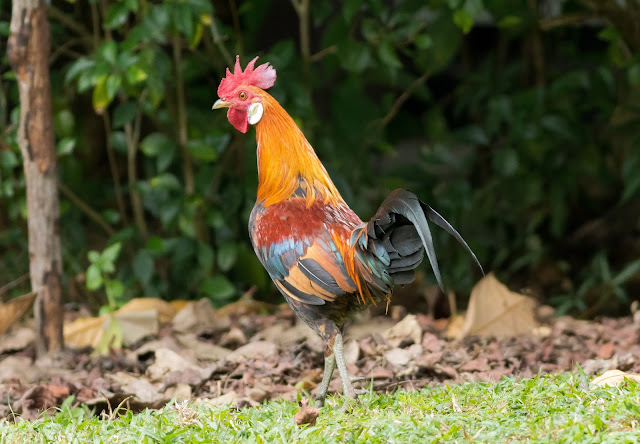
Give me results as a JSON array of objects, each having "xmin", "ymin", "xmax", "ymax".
[
  {"xmin": 0, "ymin": 274, "xmax": 30, "ymax": 300},
  {"xmin": 102, "ymin": 112, "xmax": 128, "ymax": 225},
  {"xmin": 228, "ymin": 0, "xmax": 243, "ymax": 55},
  {"xmin": 538, "ymin": 13, "xmax": 595, "ymax": 31},
  {"xmin": 48, "ymin": 5, "xmax": 93, "ymax": 42},
  {"xmin": 291, "ymin": 0, "xmax": 311, "ymax": 86},
  {"xmin": 380, "ymin": 70, "xmax": 430, "ymax": 127},
  {"xmin": 125, "ymin": 92, "xmax": 148, "ymax": 239},
  {"xmin": 172, "ymin": 34, "xmax": 194, "ymax": 196},
  {"xmin": 291, "ymin": 0, "xmax": 311, "ymax": 64},
  {"xmin": 90, "ymin": 1, "xmax": 100, "ymax": 48},
  {"xmin": 50, "ymin": 38, "xmax": 85, "ymax": 64},
  {"xmin": 209, "ymin": 19, "xmax": 232, "ymax": 65},
  {"xmin": 310, "ymin": 45, "xmax": 337, "ymax": 63},
  {"xmin": 99, "ymin": 0, "xmax": 112, "ymax": 41},
  {"xmin": 58, "ymin": 181, "xmax": 114, "ymax": 235}
]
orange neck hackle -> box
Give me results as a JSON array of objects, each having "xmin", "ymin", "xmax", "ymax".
[{"xmin": 252, "ymin": 89, "xmax": 344, "ymax": 207}]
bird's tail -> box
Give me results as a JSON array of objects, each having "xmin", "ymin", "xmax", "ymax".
[{"xmin": 347, "ymin": 189, "xmax": 483, "ymax": 304}]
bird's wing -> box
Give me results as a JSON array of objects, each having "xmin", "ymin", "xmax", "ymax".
[{"xmin": 256, "ymin": 233, "xmax": 357, "ymax": 306}]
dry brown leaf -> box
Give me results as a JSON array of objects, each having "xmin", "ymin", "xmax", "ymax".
[
  {"xmin": 343, "ymin": 339, "xmax": 360, "ymax": 365},
  {"xmin": 591, "ymin": 369, "xmax": 640, "ymax": 387},
  {"xmin": 172, "ymin": 299, "xmax": 216, "ymax": 333},
  {"xmin": 0, "ymin": 356, "xmax": 39, "ymax": 383},
  {"xmin": 226, "ymin": 341, "xmax": 278, "ymax": 363},
  {"xmin": 163, "ymin": 383, "xmax": 192, "ymax": 401},
  {"xmin": 0, "ymin": 291, "xmax": 37, "ymax": 335},
  {"xmin": 108, "ymin": 372, "xmax": 166, "ymax": 406},
  {"xmin": 175, "ymin": 333, "xmax": 232, "ymax": 362},
  {"xmin": 0, "ymin": 326, "xmax": 36, "ymax": 353},
  {"xmin": 114, "ymin": 309, "xmax": 159, "ymax": 347},
  {"xmin": 456, "ymin": 273, "xmax": 539, "ymax": 338},
  {"xmin": 170, "ymin": 300, "xmax": 190, "ymax": 313},
  {"xmin": 445, "ymin": 314, "xmax": 466, "ymax": 339},
  {"xmin": 215, "ymin": 294, "xmax": 277, "ymax": 318},
  {"xmin": 383, "ymin": 314, "xmax": 422, "ymax": 347},
  {"xmin": 117, "ymin": 298, "xmax": 176, "ymax": 324},
  {"xmin": 199, "ymin": 391, "xmax": 239, "ymax": 407},
  {"xmin": 64, "ymin": 315, "xmax": 106, "ymax": 348},
  {"xmin": 146, "ymin": 348, "xmax": 206, "ymax": 382},
  {"xmin": 294, "ymin": 398, "xmax": 319, "ymax": 427}
]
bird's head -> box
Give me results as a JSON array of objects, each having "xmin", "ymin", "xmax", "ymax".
[{"xmin": 212, "ymin": 56, "xmax": 277, "ymax": 133}]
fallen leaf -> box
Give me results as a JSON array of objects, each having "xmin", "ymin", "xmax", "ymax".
[
  {"xmin": 163, "ymin": 383, "xmax": 192, "ymax": 401},
  {"xmin": 415, "ymin": 351, "xmax": 444, "ymax": 369},
  {"xmin": 108, "ymin": 372, "xmax": 166, "ymax": 406},
  {"xmin": 0, "ymin": 291, "xmax": 37, "ymax": 335},
  {"xmin": 219, "ymin": 327, "xmax": 247, "ymax": 348},
  {"xmin": 247, "ymin": 385, "xmax": 270, "ymax": 403},
  {"xmin": 200, "ymin": 391, "xmax": 238, "ymax": 407},
  {"xmin": 445, "ymin": 315, "xmax": 466, "ymax": 339},
  {"xmin": 64, "ymin": 315, "xmax": 106, "ymax": 348},
  {"xmin": 215, "ymin": 293, "xmax": 277, "ymax": 318},
  {"xmin": 457, "ymin": 273, "xmax": 539, "ymax": 338},
  {"xmin": 114, "ymin": 309, "xmax": 159, "ymax": 347},
  {"xmin": 173, "ymin": 299, "xmax": 216, "ymax": 333},
  {"xmin": 117, "ymin": 298, "xmax": 176, "ymax": 324},
  {"xmin": 294, "ymin": 398, "xmax": 319, "ymax": 427},
  {"xmin": 226, "ymin": 341, "xmax": 278, "ymax": 363},
  {"xmin": 170, "ymin": 300, "xmax": 190, "ymax": 314},
  {"xmin": 343, "ymin": 339, "xmax": 360, "ymax": 365},
  {"xmin": 460, "ymin": 357, "xmax": 491, "ymax": 372},
  {"xmin": 175, "ymin": 333, "xmax": 232, "ymax": 362},
  {"xmin": 385, "ymin": 348, "xmax": 412, "ymax": 367},
  {"xmin": 597, "ymin": 342, "xmax": 614, "ymax": 360},
  {"xmin": 146, "ymin": 348, "xmax": 206, "ymax": 382},
  {"xmin": 383, "ymin": 314, "xmax": 422, "ymax": 347},
  {"xmin": 0, "ymin": 326, "xmax": 36, "ymax": 353},
  {"xmin": 591, "ymin": 369, "xmax": 640, "ymax": 387},
  {"xmin": 0, "ymin": 356, "xmax": 39, "ymax": 383}
]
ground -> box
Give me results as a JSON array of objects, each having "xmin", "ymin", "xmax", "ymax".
[{"xmin": 1, "ymin": 295, "xmax": 639, "ymax": 422}]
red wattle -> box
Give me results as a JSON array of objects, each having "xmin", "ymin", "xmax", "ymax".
[{"xmin": 228, "ymin": 107, "xmax": 248, "ymax": 133}]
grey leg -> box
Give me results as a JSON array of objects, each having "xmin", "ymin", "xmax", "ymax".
[
  {"xmin": 333, "ymin": 333, "xmax": 356, "ymax": 399},
  {"xmin": 315, "ymin": 353, "xmax": 336, "ymax": 407}
]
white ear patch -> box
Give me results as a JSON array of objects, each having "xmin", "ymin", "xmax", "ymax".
[{"xmin": 247, "ymin": 102, "xmax": 264, "ymax": 125}]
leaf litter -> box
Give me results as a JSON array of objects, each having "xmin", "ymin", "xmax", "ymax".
[{"xmin": 1, "ymin": 276, "xmax": 640, "ymax": 421}]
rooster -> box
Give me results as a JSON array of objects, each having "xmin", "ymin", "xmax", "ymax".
[{"xmin": 213, "ymin": 56, "xmax": 482, "ymax": 405}]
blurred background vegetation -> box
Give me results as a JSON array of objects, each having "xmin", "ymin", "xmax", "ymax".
[{"xmin": 1, "ymin": 0, "xmax": 639, "ymax": 317}]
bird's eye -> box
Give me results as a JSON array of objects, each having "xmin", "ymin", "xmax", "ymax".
[{"xmin": 239, "ymin": 91, "xmax": 247, "ymax": 100}]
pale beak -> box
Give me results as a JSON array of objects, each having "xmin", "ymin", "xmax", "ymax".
[{"xmin": 212, "ymin": 99, "xmax": 231, "ymax": 110}]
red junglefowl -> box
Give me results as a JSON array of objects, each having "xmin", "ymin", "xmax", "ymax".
[{"xmin": 213, "ymin": 56, "xmax": 483, "ymax": 405}]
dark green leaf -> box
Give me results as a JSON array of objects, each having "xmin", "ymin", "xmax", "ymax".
[
  {"xmin": 133, "ymin": 250, "xmax": 154, "ymax": 287},
  {"xmin": 113, "ymin": 103, "xmax": 137, "ymax": 129},
  {"xmin": 199, "ymin": 275, "xmax": 236, "ymax": 301},
  {"xmin": 217, "ymin": 242, "xmax": 238, "ymax": 272},
  {"xmin": 104, "ymin": 3, "xmax": 130, "ymax": 29}
]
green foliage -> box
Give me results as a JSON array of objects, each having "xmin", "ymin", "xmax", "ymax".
[
  {"xmin": 3, "ymin": 373, "xmax": 640, "ymax": 442},
  {"xmin": 87, "ymin": 242, "xmax": 123, "ymax": 311},
  {"xmin": 1, "ymin": 0, "xmax": 639, "ymax": 314}
]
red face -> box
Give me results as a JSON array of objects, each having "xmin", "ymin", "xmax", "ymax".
[
  {"xmin": 215, "ymin": 56, "xmax": 276, "ymax": 133},
  {"xmin": 215, "ymin": 87, "xmax": 259, "ymax": 134}
]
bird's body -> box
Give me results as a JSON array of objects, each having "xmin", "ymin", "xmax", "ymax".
[{"xmin": 214, "ymin": 56, "xmax": 482, "ymax": 404}]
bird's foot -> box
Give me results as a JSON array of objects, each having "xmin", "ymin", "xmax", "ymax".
[{"xmin": 314, "ymin": 394, "xmax": 327, "ymax": 408}]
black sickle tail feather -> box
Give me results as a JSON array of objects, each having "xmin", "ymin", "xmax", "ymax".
[{"xmin": 354, "ymin": 188, "xmax": 483, "ymax": 295}]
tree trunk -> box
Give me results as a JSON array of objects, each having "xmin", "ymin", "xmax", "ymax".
[{"xmin": 8, "ymin": 0, "xmax": 63, "ymax": 355}]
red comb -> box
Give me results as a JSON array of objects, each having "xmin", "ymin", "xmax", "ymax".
[{"xmin": 217, "ymin": 55, "xmax": 277, "ymax": 98}]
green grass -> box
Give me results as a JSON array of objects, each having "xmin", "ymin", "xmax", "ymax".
[{"xmin": 2, "ymin": 373, "xmax": 639, "ymax": 443}]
